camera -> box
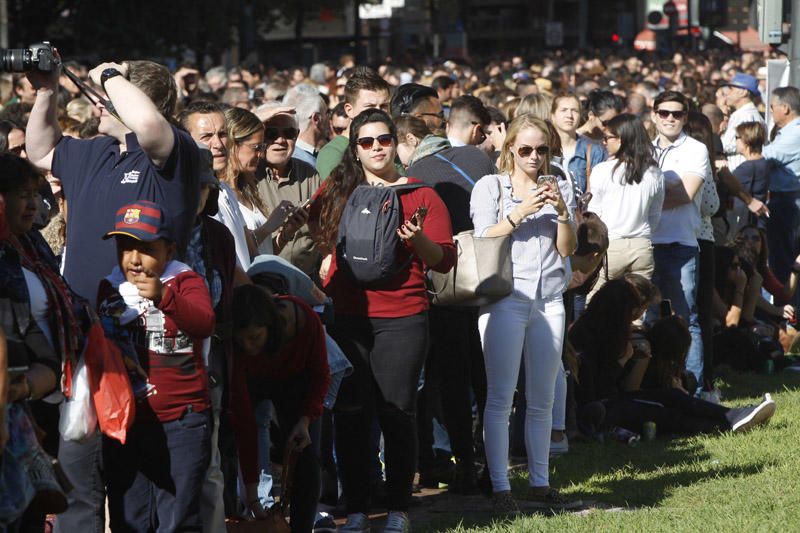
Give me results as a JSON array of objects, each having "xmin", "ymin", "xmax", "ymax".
[{"xmin": 0, "ymin": 42, "xmax": 57, "ymax": 73}]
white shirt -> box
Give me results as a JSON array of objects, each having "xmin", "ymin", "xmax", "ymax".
[
  {"xmin": 587, "ymin": 160, "xmax": 664, "ymax": 240},
  {"xmin": 651, "ymin": 132, "xmax": 711, "ymax": 247},
  {"xmin": 238, "ymin": 201, "xmax": 274, "ymax": 256},
  {"xmin": 721, "ymin": 102, "xmax": 764, "ymax": 171},
  {"xmin": 22, "ymin": 268, "xmax": 54, "ymax": 348},
  {"xmin": 448, "ymin": 136, "xmax": 467, "ymax": 148},
  {"xmin": 697, "ymin": 160, "xmax": 720, "ymax": 243},
  {"xmin": 213, "ymin": 182, "xmax": 251, "ymax": 269}
]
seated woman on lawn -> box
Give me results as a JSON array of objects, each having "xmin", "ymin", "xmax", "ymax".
[{"xmin": 570, "ymin": 279, "xmax": 777, "ymax": 437}]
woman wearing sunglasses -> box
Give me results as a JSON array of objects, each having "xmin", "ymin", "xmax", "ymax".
[
  {"xmin": 310, "ymin": 109, "xmax": 455, "ymax": 533},
  {"xmin": 470, "ymin": 115, "xmax": 578, "ymax": 512},
  {"xmin": 586, "ymin": 114, "xmax": 665, "ymax": 298},
  {"xmin": 223, "ymin": 107, "xmax": 304, "ymax": 259}
]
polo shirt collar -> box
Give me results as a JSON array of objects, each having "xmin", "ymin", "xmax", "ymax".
[
  {"xmin": 653, "ymin": 130, "xmax": 687, "ymax": 152},
  {"xmin": 124, "ymin": 131, "xmax": 141, "ymax": 152},
  {"xmin": 295, "ymin": 139, "xmax": 316, "ymax": 156}
]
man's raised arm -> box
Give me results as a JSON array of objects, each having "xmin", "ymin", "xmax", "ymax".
[
  {"xmin": 26, "ymin": 61, "xmax": 63, "ymax": 171},
  {"xmin": 88, "ymin": 62, "xmax": 175, "ymax": 167}
]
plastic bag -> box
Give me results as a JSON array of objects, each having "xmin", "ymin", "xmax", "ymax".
[
  {"xmin": 83, "ymin": 322, "xmax": 135, "ymax": 444},
  {"xmin": 59, "ymin": 357, "xmax": 98, "ymax": 441}
]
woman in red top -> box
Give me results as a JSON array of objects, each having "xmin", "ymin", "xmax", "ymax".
[
  {"xmin": 230, "ymin": 284, "xmax": 330, "ymax": 533},
  {"xmin": 311, "ymin": 109, "xmax": 455, "ymax": 533}
]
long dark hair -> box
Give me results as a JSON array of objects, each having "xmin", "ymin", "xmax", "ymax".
[
  {"xmin": 606, "ymin": 113, "xmax": 656, "ymax": 185},
  {"xmin": 735, "ymin": 224, "xmax": 768, "ymax": 279},
  {"xmin": 568, "ymin": 279, "xmax": 639, "ymax": 366},
  {"xmin": 315, "ymin": 109, "xmax": 397, "ymax": 250},
  {"xmin": 232, "ymin": 284, "xmax": 285, "ymax": 356},
  {"xmin": 684, "ymin": 111, "xmax": 717, "ymax": 180}
]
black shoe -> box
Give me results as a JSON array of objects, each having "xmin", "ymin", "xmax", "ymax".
[{"xmin": 449, "ymin": 460, "xmax": 479, "ymax": 495}]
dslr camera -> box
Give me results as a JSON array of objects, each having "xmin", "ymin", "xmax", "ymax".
[{"xmin": 1, "ymin": 41, "xmax": 57, "ymax": 73}]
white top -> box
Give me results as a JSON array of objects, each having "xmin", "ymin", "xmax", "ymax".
[
  {"xmin": 213, "ymin": 182, "xmax": 251, "ymax": 269},
  {"xmin": 22, "ymin": 267, "xmax": 54, "ymax": 348},
  {"xmin": 238, "ymin": 200, "xmax": 274, "ymax": 256},
  {"xmin": 697, "ymin": 159, "xmax": 720, "ymax": 242},
  {"xmin": 721, "ymin": 102, "xmax": 764, "ymax": 171},
  {"xmin": 587, "ymin": 160, "xmax": 664, "ymax": 240},
  {"xmin": 651, "ymin": 132, "xmax": 711, "ymax": 247}
]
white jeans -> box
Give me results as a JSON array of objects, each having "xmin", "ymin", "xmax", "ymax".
[{"xmin": 479, "ymin": 292, "xmax": 565, "ymax": 491}]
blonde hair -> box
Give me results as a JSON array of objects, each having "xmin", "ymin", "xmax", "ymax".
[
  {"xmin": 223, "ymin": 106, "xmax": 267, "ymax": 215},
  {"xmin": 515, "ymin": 93, "xmax": 554, "ymax": 120},
  {"xmin": 497, "ymin": 115, "xmax": 555, "ymax": 176},
  {"xmin": 66, "ymin": 97, "xmax": 94, "ymax": 123}
]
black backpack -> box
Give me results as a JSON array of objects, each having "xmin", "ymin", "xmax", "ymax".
[{"xmin": 336, "ymin": 182, "xmax": 426, "ymax": 287}]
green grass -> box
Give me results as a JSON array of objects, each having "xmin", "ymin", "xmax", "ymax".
[{"xmin": 426, "ymin": 370, "xmax": 800, "ymax": 532}]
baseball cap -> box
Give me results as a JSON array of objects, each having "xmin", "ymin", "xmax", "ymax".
[
  {"xmin": 103, "ymin": 200, "xmax": 173, "ymax": 242},
  {"xmin": 725, "ymin": 73, "xmax": 759, "ymax": 95}
]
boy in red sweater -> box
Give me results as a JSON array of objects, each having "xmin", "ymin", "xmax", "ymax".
[{"xmin": 97, "ymin": 200, "xmax": 215, "ymax": 532}]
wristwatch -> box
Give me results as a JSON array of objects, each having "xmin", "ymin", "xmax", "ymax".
[{"xmin": 100, "ymin": 67, "xmax": 125, "ymax": 92}]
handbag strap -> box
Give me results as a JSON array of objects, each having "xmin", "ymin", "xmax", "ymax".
[{"xmin": 433, "ymin": 153, "xmax": 476, "ymax": 187}]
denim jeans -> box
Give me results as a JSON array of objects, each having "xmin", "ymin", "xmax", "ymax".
[
  {"xmin": 55, "ymin": 430, "xmax": 105, "ymax": 533},
  {"xmin": 651, "ymin": 244, "xmax": 703, "ymax": 388},
  {"xmin": 104, "ymin": 410, "xmax": 211, "ymax": 533},
  {"xmin": 479, "ymin": 292, "xmax": 565, "ymax": 491}
]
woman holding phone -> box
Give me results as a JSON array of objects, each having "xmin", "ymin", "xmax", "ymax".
[
  {"xmin": 310, "ymin": 109, "xmax": 455, "ymax": 533},
  {"xmin": 470, "ymin": 115, "xmax": 578, "ymax": 512}
]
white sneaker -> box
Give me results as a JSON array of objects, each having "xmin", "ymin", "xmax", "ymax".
[
  {"xmin": 549, "ymin": 435, "xmax": 569, "ymax": 457},
  {"xmin": 339, "ymin": 512, "xmax": 370, "ymax": 533},
  {"xmin": 383, "ymin": 511, "xmax": 411, "ymax": 533}
]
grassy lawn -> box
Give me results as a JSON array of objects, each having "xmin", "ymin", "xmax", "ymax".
[{"xmin": 425, "ymin": 369, "xmax": 800, "ymax": 532}]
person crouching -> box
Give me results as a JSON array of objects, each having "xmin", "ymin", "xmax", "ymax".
[{"xmin": 97, "ymin": 200, "xmax": 215, "ymax": 532}]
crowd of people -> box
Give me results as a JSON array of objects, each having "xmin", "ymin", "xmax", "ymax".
[{"xmin": 1, "ymin": 44, "xmax": 797, "ymax": 532}]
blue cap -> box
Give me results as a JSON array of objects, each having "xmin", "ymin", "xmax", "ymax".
[
  {"xmin": 103, "ymin": 200, "xmax": 174, "ymax": 242},
  {"xmin": 725, "ymin": 73, "xmax": 759, "ymax": 95}
]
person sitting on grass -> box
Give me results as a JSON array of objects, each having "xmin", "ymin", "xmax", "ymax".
[{"xmin": 571, "ymin": 279, "xmax": 777, "ymax": 438}]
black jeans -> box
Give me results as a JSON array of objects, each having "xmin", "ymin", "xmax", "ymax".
[
  {"xmin": 418, "ymin": 307, "xmax": 484, "ymax": 468},
  {"xmin": 595, "ymin": 388, "xmax": 730, "ymax": 435},
  {"xmin": 330, "ymin": 312, "xmax": 428, "ymax": 514},
  {"xmin": 248, "ymin": 373, "xmax": 321, "ymax": 533},
  {"xmin": 698, "ymin": 239, "xmax": 715, "ymax": 387},
  {"xmin": 55, "ymin": 430, "xmax": 105, "ymax": 533}
]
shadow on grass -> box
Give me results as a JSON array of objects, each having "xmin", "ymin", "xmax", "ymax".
[{"xmin": 714, "ymin": 369, "xmax": 800, "ymax": 402}]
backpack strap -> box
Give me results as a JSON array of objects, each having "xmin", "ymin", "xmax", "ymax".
[{"xmin": 433, "ymin": 153, "xmax": 476, "ymax": 187}]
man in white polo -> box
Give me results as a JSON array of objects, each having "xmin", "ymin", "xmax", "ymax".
[{"xmin": 650, "ymin": 90, "xmax": 711, "ymax": 391}]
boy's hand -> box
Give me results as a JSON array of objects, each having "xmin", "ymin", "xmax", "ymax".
[{"xmin": 132, "ymin": 269, "xmax": 164, "ymax": 303}]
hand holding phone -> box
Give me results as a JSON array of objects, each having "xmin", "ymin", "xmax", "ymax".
[{"xmin": 409, "ymin": 206, "xmax": 428, "ymax": 227}]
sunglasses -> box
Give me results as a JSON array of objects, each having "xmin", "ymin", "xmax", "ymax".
[
  {"xmin": 332, "ymin": 125, "xmax": 347, "ymax": 135},
  {"xmin": 355, "ymin": 133, "xmax": 394, "ymax": 150},
  {"xmin": 264, "ymin": 127, "xmax": 299, "ymax": 143},
  {"xmin": 472, "ymin": 121, "xmax": 487, "ymax": 143},
  {"xmin": 239, "ymin": 142, "xmax": 267, "ymax": 153},
  {"xmin": 517, "ymin": 145, "xmax": 550, "ymax": 158},
  {"xmin": 655, "ymin": 109, "xmax": 686, "ymax": 120}
]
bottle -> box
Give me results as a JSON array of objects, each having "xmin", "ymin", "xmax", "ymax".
[{"xmin": 609, "ymin": 426, "xmax": 640, "ymax": 446}]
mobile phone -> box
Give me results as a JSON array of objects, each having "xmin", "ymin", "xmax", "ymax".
[
  {"xmin": 410, "ymin": 206, "xmax": 428, "ymax": 226},
  {"xmin": 660, "ymin": 299, "xmax": 673, "ymax": 318},
  {"xmin": 299, "ymin": 198, "xmax": 313, "ymax": 210},
  {"xmin": 537, "ymin": 174, "xmax": 557, "ymax": 188}
]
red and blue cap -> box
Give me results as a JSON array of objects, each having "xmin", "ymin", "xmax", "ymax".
[{"xmin": 103, "ymin": 200, "xmax": 174, "ymax": 242}]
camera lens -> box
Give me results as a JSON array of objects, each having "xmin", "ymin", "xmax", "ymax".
[{"xmin": 0, "ymin": 48, "xmax": 31, "ymax": 72}]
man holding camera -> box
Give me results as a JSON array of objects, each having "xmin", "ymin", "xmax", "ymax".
[{"xmin": 25, "ymin": 52, "xmax": 203, "ymax": 533}]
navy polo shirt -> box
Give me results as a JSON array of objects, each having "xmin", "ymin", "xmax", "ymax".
[{"xmin": 52, "ymin": 125, "xmax": 201, "ymax": 305}]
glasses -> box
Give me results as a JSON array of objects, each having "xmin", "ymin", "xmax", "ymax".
[
  {"xmin": 415, "ymin": 111, "xmax": 445, "ymax": 121},
  {"xmin": 264, "ymin": 127, "xmax": 299, "ymax": 143},
  {"xmin": 8, "ymin": 144, "xmax": 25, "ymax": 155},
  {"xmin": 355, "ymin": 134, "xmax": 394, "ymax": 150},
  {"xmin": 239, "ymin": 142, "xmax": 267, "ymax": 153},
  {"xmin": 472, "ymin": 121, "xmax": 487, "ymax": 143},
  {"xmin": 603, "ymin": 134, "xmax": 619, "ymax": 142},
  {"xmin": 655, "ymin": 109, "xmax": 686, "ymax": 120},
  {"xmin": 332, "ymin": 125, "xmax": 347, "ymax": 135},
  {"xmin": 517, "ymin": 145, "xmax": 550, "ymax": 158}
]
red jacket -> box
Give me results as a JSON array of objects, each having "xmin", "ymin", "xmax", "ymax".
[
  {"xmin": 229, "ymin": 295, "xmax": 330, "ymax": 484},
  {"xmin": 97, "ymin": 270, "xmax": 215, "ymax": 423}
]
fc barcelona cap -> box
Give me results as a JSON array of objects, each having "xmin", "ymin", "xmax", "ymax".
[{"xmin": 102, "ymin": 200, "xmax": 174, "ymax": 242}]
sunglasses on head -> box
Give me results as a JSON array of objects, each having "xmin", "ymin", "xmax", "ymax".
[
  {"xmin": 655, "ymin": 109, "xmax": 686, "ymax": 120},
  {"xmin": 517, "ymin": 145, "xmax": 550, "ymax": 158},
  {"xmin": 355, "ymin": 133, "xmax": 394, "ymax": 150},
  {"xmin": 264, "ymin": 127, "xmax": 299, "ymax": 143}
]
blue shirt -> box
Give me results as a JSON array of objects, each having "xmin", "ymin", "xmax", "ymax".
[
  {"xmin": 764, "ymin": 117, "xmax": 800, "ymax": 192},
  {"xmin": 568, "ymin": 135, "xmax": 607, "ymax": 193},
  {"xmin": 52, "ymin": 126, "xmax": 201, "ymax": 304},
  {"xmin": 471, "ymin": 173, "xmax": 575, "ymax": 300}
]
